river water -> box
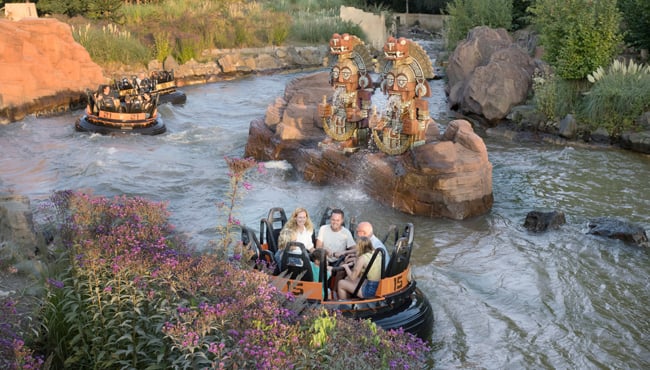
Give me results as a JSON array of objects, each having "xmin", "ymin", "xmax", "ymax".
[{"xmin": 1, "ymin": 66, "xmax": 649, "ymax": 368}]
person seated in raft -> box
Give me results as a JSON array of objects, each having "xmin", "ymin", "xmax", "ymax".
[
  {"xmin": 94, "ymin": 85, "xmax": 120, "ymax": 112},
  {"xmin": 273, "ymin": 228, "xmax": 298, "ymax": 267},
  {"xmin": 310, "ymin": 248, "xmax": 331, "ymax": 281},
  {"xmin": 337, "ymin": 237, "xmax": 381, "ymax": 300},
  {"xmin": 281, "ymin": 207, "xmax": 315, "ymax": 253},
  {"xmin": 142, "ymin": 93, "xmax": 154, "ymax": 115},
  {"xmin": 315, "ymin": 208, "xmax": 355, "ymax": 265},
  {"xmin": 310, "ymin": 248, "xmax": 332, "ymax": 298},
  {"xmin": 355, "ymin": 221, "xmax": 389, "ymax": 268}
]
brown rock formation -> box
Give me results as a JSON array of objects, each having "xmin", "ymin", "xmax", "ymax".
[
  {"xmin": 0, "ymin": 18, "xmax": 106, "ymax": 123},
  {"xmin": 0, "ymin": 193, "xmax": 45, "ymax": 261},
  {"xmin": 446, "ymin": 26, "xmax": 536, "ymax": 123},
  {"xmin": 245, "ymin": 71, "xmax": 493, "ymax": 219}
]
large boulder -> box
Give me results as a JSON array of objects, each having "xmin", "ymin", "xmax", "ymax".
[
  {"xmin": 587, "ymin": 217, "xmax": 649, "ymax": 248},
  {"xmin": 0, "ymin": 193, "xmax": 45, "ymax": 262},
  {"xmin": 245, "ymin": 71, "xmax": 493, "ymax": 219},
  {"xmin": 0, "ymin": 18, "xmax": 106, "ymax": 123},
  {"xmin": 446, "ymin": 26, "xmax": 536, "ymax": 123}
]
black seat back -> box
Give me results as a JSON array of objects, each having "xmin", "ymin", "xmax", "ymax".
[
  {"xmin": 261, "ymin": 207, "xmax": 287, "ymax": 253},
  {"xmin": 384, "ymin": 238, "xmax": 410, "ymax": 277},
  {"xmin": 279, "ymin": 241, "xmax": 313, "ymax": 281},
  {"xmin": 383, "ymin": 223, "xmax": 414, "ymax": 277}
]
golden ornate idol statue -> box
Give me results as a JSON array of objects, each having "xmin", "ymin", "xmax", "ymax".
[
  {"xmin": 318, "ymin": 33, "xmax": 375, "ymax": 147},
  {"xmin": 370, "ymin": 37, "xmax": 436, "ymax": 155}
]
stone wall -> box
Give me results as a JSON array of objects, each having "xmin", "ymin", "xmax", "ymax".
[
  {"xmin": 340, "ymin": 6, "xmax": 390, "ymax": 50},
  {"xmin": 395, "ymin": 13, "xmax": 446, "ymax": 33},
  {"xmin": 339, "ymin": 7, "xmax": 447, "ymax": 49}
]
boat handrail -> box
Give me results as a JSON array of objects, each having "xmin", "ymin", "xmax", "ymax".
[{"xmin": 241, "ymin": 225, "xmax": 274, "ymax": 269}]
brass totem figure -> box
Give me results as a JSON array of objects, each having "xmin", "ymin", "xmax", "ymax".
[
  {"xmin": 318, "ymin": 33, "xmax": 374, "ymax": 147},
  {"xmin": 370, "ymin": 37, "xmax": 435, "ymax": 155}
]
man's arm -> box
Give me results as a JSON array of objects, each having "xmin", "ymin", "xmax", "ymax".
[{"xmin": 315, "ymin": 225, "xmax": 325, "ymax": 249}]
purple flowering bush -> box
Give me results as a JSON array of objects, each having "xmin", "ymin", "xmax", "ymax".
[
  {"xmin": 0, "ymin": 297, "xmax": 44, "ymax": 369},
  {"xmin": 10, "ymin": 157, "xmax": 431, "ymax": 369}
]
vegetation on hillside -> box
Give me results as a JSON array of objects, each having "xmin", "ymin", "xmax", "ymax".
[
  {"xmin": 443, "ymin": 0, "xmax": 648, "ymax": 136},
  {"xmin": 35, "ymin": 0, "xmax": 367, "ymax": 66}
]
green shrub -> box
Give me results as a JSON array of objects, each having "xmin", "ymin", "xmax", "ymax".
[
  {"xmin": 532, "ymin": 67, "xmax": 590, "ymax": 122},
  {"xmin": 174, "ymin": 34, "xmax": 201, "ymax": 64},
  {"xmin": 582, "ymin": 59, "xmax": 650, "ymax": 134},
  {"xmin": 532, "ymin": 67, "xmax": 559, "ymax": 121},
  {"xmin": 444, "ymin": 0, "xmax": 512, "ymax": 51},
  {"xmin": 85, "ymin": 0, "xmax": 123, "ymax": 21},
  {"xmin": 153, "ymin": 31, "xmax": 172, "ymax": 63},
  {"xmin": 530, "ymin": 0, "xmax": 623, "ymax": 80},
  {"xmin": 618, "ymin": 0, "xmax": 650, "ymax": 52},
  {"xmin": 511, "ymin": 0, "xmax": 534, "ymax": 30}
]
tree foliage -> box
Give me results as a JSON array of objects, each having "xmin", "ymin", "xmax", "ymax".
[
  {"xmin": 444, "ymin": 0, "xmax": 512, "ymax": 51},
  {"xmin": 618, "ymin": 0, "xmax": 650, "ymax": 51},
  {"xmin": 36, "ymin": 0, "xmax": 123, "ymax": 20},
  {"xmin": 530, "ymin": 0, "xmax": 623, "ymax": 80}
]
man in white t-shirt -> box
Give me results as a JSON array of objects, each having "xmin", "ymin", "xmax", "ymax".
[{"xmin": 316, "ymin": 208, "xmax": 355, "ymax": 259}]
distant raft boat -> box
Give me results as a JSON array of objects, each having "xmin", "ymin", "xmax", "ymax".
[
  {"xmin": 115, "ymin": 69, "xmax": 187, "ymax": 106},
  {"xmin": 241, "ymin": 207, "xmax": 434, "ymax": 341}
]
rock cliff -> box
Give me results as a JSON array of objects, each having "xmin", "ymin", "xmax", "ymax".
[{"xmin": 0, "ymin": 18, "xmax": 106, "ymax": 123}]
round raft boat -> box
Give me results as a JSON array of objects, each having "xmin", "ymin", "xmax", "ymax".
[
  {"xmin": 76, "ymin": 109, "xmax": 166, "ymax": 135},
  {"xmin": 241, "ymin": 207, "xmax": 434, "ymax": 340}
]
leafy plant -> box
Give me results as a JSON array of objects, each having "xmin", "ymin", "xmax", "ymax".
[
  {"xmin": 530, "ymin": 0, "xmax": 623, "ymax": 80},
  {"xmin": 153, "ymin": 31, "xmax": 172, "ymax": 63}
]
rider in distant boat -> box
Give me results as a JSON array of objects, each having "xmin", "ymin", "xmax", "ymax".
[{"xmin": 87, "ymin": 85, "xmax": 120, "ymax": 113}]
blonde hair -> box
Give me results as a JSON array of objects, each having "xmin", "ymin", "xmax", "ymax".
[
  {"xmin": 285, "ymin": 207, "xmax": 314, "ymax": 232},
  {"xmin": 355, "ymin": 236, "xmax": 374, "ymax": 256},
  {"xmin": 277, "ymin": 228, "xmax": 297, "ymax": 250}
]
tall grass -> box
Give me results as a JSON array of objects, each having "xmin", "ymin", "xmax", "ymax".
[
  {"xmin": 71, "ymin": 23, "xmax": 151, "ymax": 66},
  {"xmin": 290, "ymin": 9, "xmax": 366, "ymax": 44},
  {"xmin": 582, "ymin": 59, "xmax": 650, "ymax": 134},
  {"xmin": 94, "ymin": 0, "xmax": 365, "ymax": 66}
]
